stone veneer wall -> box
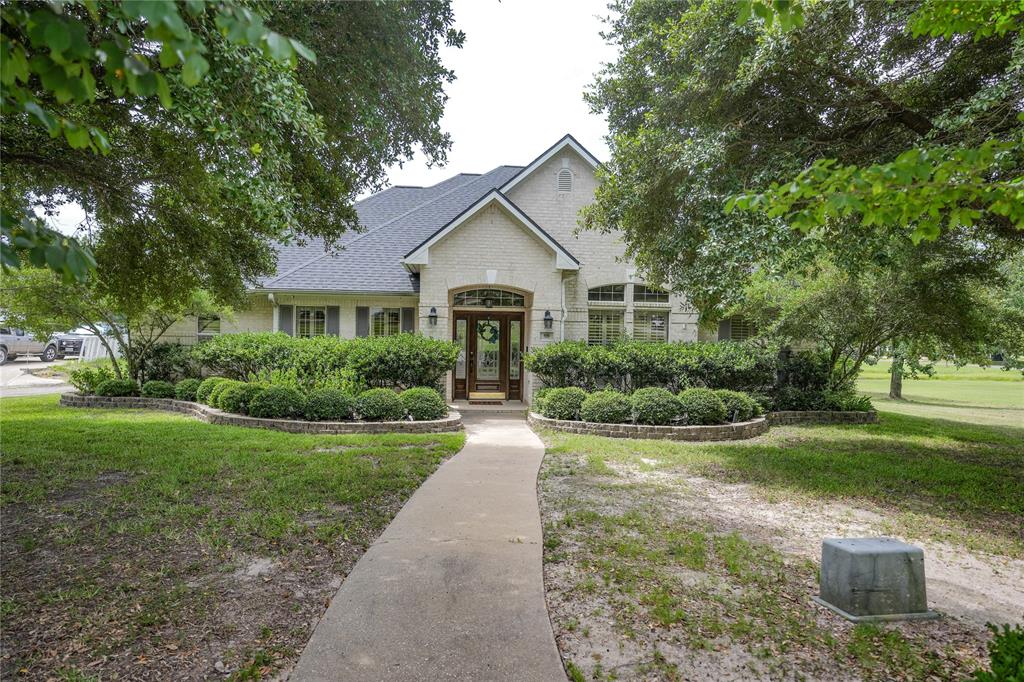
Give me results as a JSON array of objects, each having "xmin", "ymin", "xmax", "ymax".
[
  {"xmin": 60, "ymin": 393, "xmax": 463, "ymax": 435},
  {"xmin": 766, "ymin": 411, "xmax": 878, "ymax": 426},
  {"xmin": 528, "ymin": 412, "xmax": 768, "ymax": 441}
]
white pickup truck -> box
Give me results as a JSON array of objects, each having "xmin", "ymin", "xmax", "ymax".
[{"xmin": 0, "ymin": 327, "xmax": 83, "ymax": 364}]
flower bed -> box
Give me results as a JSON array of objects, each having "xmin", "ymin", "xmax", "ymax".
[
  {"xmin": 767, "ymin": 410, "xmax": 878, "ymax": 426},
  {"xmin": 528, "ymin": 411, "xmax": 768, "ymax": 441},
  {"xmin": 59, "ymin": 393, "xmax": 462, "ymax": 435}
]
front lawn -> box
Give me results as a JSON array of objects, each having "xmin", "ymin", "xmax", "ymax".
[
  {"xmin": 0, "ymin": 395, "xmax": 464, "ymax": 680},
  {"xmin": 538, "ymin": 410, "xmax": 1023, "ymax": 680}
]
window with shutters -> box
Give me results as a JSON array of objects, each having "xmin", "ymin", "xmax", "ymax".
[
  {"xmin": 728, "ymin": 315, "xmax": 754, "ymax": 341},
  {"xmin": 633, "ymin": 285, "xmax": 669, "ymax": 304},
  {"xmin": 197, "ymin": 315, "xmax": 220, "ymax": 342},
  {"xmin": 296, "ymin": 307, "xmax": 326, "ymax": 338},
  {"xmin": 587, "ymin": 284, "xmax": 625, "ymax": 302},
  {"xmin": 371, "ymin": 307, "xmax": 402, "ymax": 336},
  {"xmin": 588, "ymin": 310, "xmax": 624, "ymax": 346},
  {"xmin": 633, "ymin": 310, "xmax": 668, "ymax": 343},
  {"xmin": 557, "ymin": 168, "xmax": 573, "ymax": 193}
]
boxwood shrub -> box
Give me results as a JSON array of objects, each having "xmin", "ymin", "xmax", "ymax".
[
  {"xmin": 540, "ymin": 387, "xmax": 589, "ymax": 420},
  {"xmin": 399, "ymin": 387, "xmax": 448, "ymax": 421},
  {"xmin": 218, "ymin": 383, "xmax": 266, "ymax": 415},
  {"xmin": 356, "ymin": 388, "xmax": 405, "ymax": 422},
  {"xmin": 141, "ymin": 380, "xmax": 175, "ymax": 398},
  {"xmin": 195, "ymin": 377, "xmax": 229, "ymax": 404},
  {"xmin": 713, "ymin": 389, "xmax": 761, "ymax": 422},
  {"xmin": 95, "ymin": 378, "xmax": 139, "ymax": 397},
  {"xmin": 208, "ymin": 379, "xmax": 243, "ymax": 407},
  {"xmin": 304, "ymin": 389, "xmax": 356, "ymax": 421},
  {"xmin": 532, "ymin": 388, "xmax": 553, "ymax": 414},
  {"xmin": 174, "ymin": 378, "xmax": 202, "ymax": 402},
  {"xmin": 677, "ymin": 388, "xmax": 727, "ymax": 425},
  {"xmin": 630, "ymin": 387, "xmax": 679, "ymax": 425},
  {"xmin": 579, "ymin": 390, "xmax": 631, "ymax": 423},
  {"xmin": 249, "ymin": 386, "xmax": 306, "ymax": 419}
]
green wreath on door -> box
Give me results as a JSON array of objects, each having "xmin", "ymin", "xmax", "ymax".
[{"xmin": 477, "ymin": 320, "xmax": 500, "ymax": 344}]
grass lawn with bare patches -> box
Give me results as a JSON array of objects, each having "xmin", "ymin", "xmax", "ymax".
[
  {"xmin": 0, "ymin": 394, "xmax": 464, "ymax": 681},
  {"xmin": 538, "ymin": 395, "xmax": 1023, "ymax": 680}
]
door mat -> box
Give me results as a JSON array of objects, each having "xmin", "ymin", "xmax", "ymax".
[{"xmin": 468, "ymin": 400, "xmax": 504, "ymax": 405}]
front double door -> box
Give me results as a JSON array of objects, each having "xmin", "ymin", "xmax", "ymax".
[{"xmin": 453, "ymin": 311, "xmax": 524, "ymax": 400}]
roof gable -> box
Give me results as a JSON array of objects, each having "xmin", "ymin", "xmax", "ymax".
[
  {"xmin": 403, "ymin": 190, "xmax": 579, "ymax": 271},
  {"xmin": 499, "ymin": 133, "xmax": 601, "ymax": 194}
]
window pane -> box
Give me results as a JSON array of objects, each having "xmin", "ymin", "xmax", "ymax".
[
  {"xmin": 296, "ymin": 307, "xmax": 326, "ymax": 338},
  {"xmin": 588, "ymin": 310, "xmax": 624, "ymax": 345},
  {"xmin": 453, "ymin": 289, "xmax": 524, "ymax": 307},
  {"xmin": 729, "ymin": 315, "xmax": 754, "ymax": 342},
  {"xmin": 634, "ymin": 310, "xmax": 668, "ymax": 343},
  {"xmin": 475, "ymin": 318, "xmax": 500, "ymax": 380},
  {"xmin": 198, "ymin": 315, "xmax": 221, "ymax": 335},
  {"xmin": 588, "ymin": 285, "xmax": 625, "ymax": 302},
  {"xmin": 633, "ymin": 285, "xmax": 669, "ymax": 304},
  {"xmin": 509, "ymin": 320, "xmax": 521, "ymax": 380},
  {"xmin": 455, "ymin": 319, "xmax": 467, "ymax": 379},
  {"xmin": 371, "ymin": 308, "xmax": 402, "ymax": 336}
]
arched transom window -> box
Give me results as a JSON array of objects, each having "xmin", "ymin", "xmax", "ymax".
[{"xmin": 453, "ymin": 288, "xmax": 525, "ymax": 308}]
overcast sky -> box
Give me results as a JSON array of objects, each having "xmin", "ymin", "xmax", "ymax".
[
  {"xmin": 49, "ymin": 0, "xmax": 616, "ymax": 232},
  {"xmin": 384, "ymin": 0, "xmax": 617, "ymax": 188}
]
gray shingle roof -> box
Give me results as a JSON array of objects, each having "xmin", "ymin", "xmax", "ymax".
[{"xmin": 257, "ymin": 167, "xmax": 523, "ymax": 294}]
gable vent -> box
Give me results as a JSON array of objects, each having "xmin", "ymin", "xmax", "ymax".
[{"xmin": 557, "ymin": 168, "xmax": 573, "ymax": 193}]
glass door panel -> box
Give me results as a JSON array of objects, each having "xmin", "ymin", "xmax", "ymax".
[
  {"xmin": 475, "ymin": 318, "xmax": 501, "ymax": 381},
  {"xmin": 455, "ymin": 319, "xmax": 467, "ymax": 379},
  {"xmin": 509, "ymin": 320, "xmax": 521, "ymax": 380}
]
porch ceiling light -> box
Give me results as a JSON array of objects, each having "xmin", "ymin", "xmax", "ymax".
[
  {"xmin": 428, "ymin": 307, "xmax": 438, "ymax": 326},
  {"xmin": 543, "ymin": 310, "xmax": 554, "ymax": 330}
]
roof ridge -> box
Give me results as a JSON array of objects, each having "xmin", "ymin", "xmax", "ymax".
[{"xmin": 262, "ymin": 170, "xmax": 498, "ymax": 287}]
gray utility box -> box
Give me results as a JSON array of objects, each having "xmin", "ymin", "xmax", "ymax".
[{"xmin": 812, "ymin": 537, "xmax": 939, "ymax": 623}]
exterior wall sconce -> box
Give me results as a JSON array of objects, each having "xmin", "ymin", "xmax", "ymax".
[
  {"xmin": 543, "ymin": 310, "xmax": 554, "ymax": 330},
  {"xmin": 428, "ymin": 307, "xmax": 438, "ymax": 326}
]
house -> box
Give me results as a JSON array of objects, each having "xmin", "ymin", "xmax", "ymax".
[{"xmin": 166, "ymin": 134, "xmax": 717, "ymax": 401}]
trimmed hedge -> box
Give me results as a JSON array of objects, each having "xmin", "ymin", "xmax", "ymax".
[
  {"xmin": 190, "ymin": 332, "xmax": 458, "ymax": 391},
  {"xmin": 399, "ymin": 387, "xmax": 447, "ymax": 421},
  {"xmin": 249, "ymin": 386, "xmax": 306, "ymax": 419},
  {"xmin": 95, "ymin": 378, "xmax": 138, "ymax": 397},
  {"xmin": 677, "ymin": 388, "xmax": 727, "ymax": 425},
  {"xmin": 714, "ymin": 389, "xmax": 761, "ymax": 422},
  {"xmin": 630, "ymin": 387, "xmax": 679, "ymax": 425},
  {"xmin": 196, "ymin": 377, "xmax": 229, "ymax": 404},
  {"xmin": 580, "ymin": 390, "xmax": 631, "ymax": 424},
  {"xmin": 540, "ymin": 387, "xmax": 588, "ymax": 420},
  {"xmin": 141, "ymin": 380, "xmax": 175, "ymax": 398},
  {"xmin": 218, "ymin": 383, "xmax": 266, "ymax": 415},
  {"xmin": 526, "ymin": 340, "xmax": 777, "ymax": 394},
  {"xmin": 208, "ymin": 379, "xmax": 243, "ymax": 407},
  {"xmin": 356, "ymin": 388, "xmax": 405, "ymax": 422},
  {"xmin": 304, "ymin": 389, "xmax": 356, "ymax": 421},
  {"xmin": 174, "ymin": 378, "xmax": 202, "ymax": 402}
]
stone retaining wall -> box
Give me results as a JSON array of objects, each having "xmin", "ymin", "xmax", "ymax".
[
  {"xmin": 766, "ymin": 410, "xmax": 878, "ymax": 426},
  {"xmin": 528, "ymin": 412, "xmax": 768, "ymax": 441},
  {"xmin": 59, "ymin": 393, "xmax": 463, "ymax": 435}
]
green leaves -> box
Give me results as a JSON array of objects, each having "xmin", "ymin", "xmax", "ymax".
[
  {"xmin": 728, "ymin": 139, "xmax": 1024, "ymax": 243},
  {"xmin": 181, "ymin": 52, "xmax": 210, "ymax": 87},
  {"xmin": 0, "ymin": 209, "xmax": 96, "ymax": 283},
  {"xmin": 736, "ymin": 0, "xmax": 805, "ymax": 31}
]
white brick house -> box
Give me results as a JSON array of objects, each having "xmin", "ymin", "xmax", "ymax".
[{"xmin": 166, "ymin": 135, "xmax": 708, "ymax": 401}]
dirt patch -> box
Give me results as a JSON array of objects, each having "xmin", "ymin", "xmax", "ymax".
[
  {"xmin": 0, "ymin": 480, "xmax": 407, "ymax": 680},
  {"xmin": 539, "ymin": 452, "xmax": 1000, "ymax": 681}
]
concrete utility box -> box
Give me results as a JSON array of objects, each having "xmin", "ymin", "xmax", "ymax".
[{"xmin": 812, "ymin": 537, "xmax": 939, "ymax": 623}]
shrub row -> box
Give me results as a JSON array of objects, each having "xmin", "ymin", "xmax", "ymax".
[
  {"xmin": 534, "ymin": 386, "xmax": 764, "ymax": 426},
  {"xmin": 525, "ymin": 340, "xmax": 778, "ymax": 395},
  {"xmin": 189, "ymin": 332, "xmax": 459, "ymax": 391},
  {"xmin": 188, "ymin": 377, "xmax": 448, "ymax": 422}
]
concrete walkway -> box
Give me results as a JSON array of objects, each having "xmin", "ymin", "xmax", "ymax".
[{"xmin": 289, "ymin": 413, "xmax": 565, "ymax": 682}]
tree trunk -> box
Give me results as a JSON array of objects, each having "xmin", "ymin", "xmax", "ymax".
[{"xmin": 889, "ymin": 353, "xmax": 904, "ymax": 400}]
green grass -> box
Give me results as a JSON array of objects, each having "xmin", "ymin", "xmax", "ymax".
[
  {"xmin": 0, "ymin": 394, "xmax": 464, "ymax": 679},
  {"xmin": 857, "ymin": 360, "xmax": 1024, "ymax": 427},
  {"xmin": 544, "ymin": 411, "xmax": 1024, "ymax": 557}
]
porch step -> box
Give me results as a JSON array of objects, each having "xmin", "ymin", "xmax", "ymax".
[{"xmin": 449, "ymin": 400, "xmax": 528, "ymax": 415}]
